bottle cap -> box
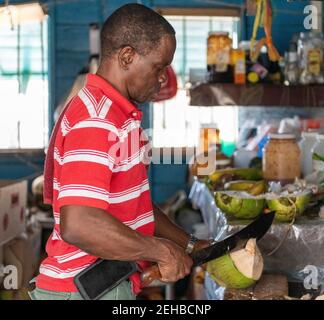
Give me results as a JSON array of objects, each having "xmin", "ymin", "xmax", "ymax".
[
  {"xmin": 208, "ymin": 31, "xmax": 229, "ymax": 37},
  {"xmin": 201, "ymin": 123, "xmax": 218, "ymax": 129}
]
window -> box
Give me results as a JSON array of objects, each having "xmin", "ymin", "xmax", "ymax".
[
  {"xmin": 0, "ymin": 8, "xmax": 48, "ymax": 149},
  {"xmin": 153, "ymin": 13, "xmax": 239, "ymax": 152}
]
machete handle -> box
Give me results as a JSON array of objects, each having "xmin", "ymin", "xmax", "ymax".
[{"xmin": 140, "ymin": 265, "xmax": 162, "ymax": 287}]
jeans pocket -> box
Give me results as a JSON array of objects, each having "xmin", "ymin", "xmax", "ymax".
[{"xmin": 29, "ymin": 288, "xmax": 72, "ymax": 300}]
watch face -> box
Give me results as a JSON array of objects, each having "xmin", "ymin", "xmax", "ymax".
[{"xmin": 185, "ymin": 235, "xmax": 198, "ymax": 254}]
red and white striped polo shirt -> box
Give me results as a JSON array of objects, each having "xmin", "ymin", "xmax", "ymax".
[{"xmin": 36, "ymin": 74, "xmax": 155, "ymax": 294}]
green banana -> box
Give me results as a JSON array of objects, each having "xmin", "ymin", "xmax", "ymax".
[
  {"xmin": 209, "ymin": 168, "xmax": 263, "ymax": 182},
  {"xmin": 224, "ymin": 180, "xmax": 267, "ymax": 196},
  {"xmin": 224, "ymin": 180, "xmax": 258, "ymax": 192},
  {"xmin": 248, "ymin": 180, "xmax": 267, "ymax": 196},
  {"xmin": 225, "ymin": 180, "xmax": 267, "ymax": 196},
  {"xmin": 207, "ymin": 168, "xmax": 263, "ymax": 191}
]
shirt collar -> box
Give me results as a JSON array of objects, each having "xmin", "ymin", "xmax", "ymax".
[{"xmin": 85, "ymin": 73, "xmax": 142, "ymax": 120}]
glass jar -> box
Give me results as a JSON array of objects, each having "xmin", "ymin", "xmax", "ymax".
[
  {"xmin": 311, "ymin": 134, "xmax": 324, "ymax": 173},
  {"xmin": 199, "ymin": 123, "xmax": 220, "ymax": 154},
  {"xmin": 207, "ymin": 31, "xmax": 233, "ymax": 83},
  {"xmin": 299, "ymin": 131, "xmax": 318, "ymax": 177},
  {"xmin": 299, "ymin": 32, "xmax": 324, "ymax": 84},
  {"xmin": 188, "ymin": 147, "xmax": 232, "ymax": 181},
  {"xmin": 262, "ymin": 134, "xmax": 301, "ymax": 185}
]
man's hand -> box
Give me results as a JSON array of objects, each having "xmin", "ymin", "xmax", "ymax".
[{"xmin": 155, "ymin": 238, "xmax": 193, "ymax": 283}]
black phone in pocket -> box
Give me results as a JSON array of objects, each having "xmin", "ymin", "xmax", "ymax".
[{"xmin": 74, "ymin": 259, "xmax": 137, "ymax": 300}]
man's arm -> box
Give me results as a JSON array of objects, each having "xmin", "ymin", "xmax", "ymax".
[
  {"xmin": 60, "ymin": 205, "xmax": 192, "ymax": 283},
  {"xmin": 153, "ymin": 203, "xmax": 211, "ymax": 252},
  {"xmin": 153, "ymin": 203, "xmax": 189, "ymax": 249}
]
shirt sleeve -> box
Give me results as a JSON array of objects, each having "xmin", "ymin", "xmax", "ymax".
[{"xmin": 57, "ymin": 119, "xmax": 120, "ymax": 211}]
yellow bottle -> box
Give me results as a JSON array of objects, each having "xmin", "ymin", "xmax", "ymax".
[{"xmin": 231, "ymin": 49, "xmax": 246, "ymax": 84}]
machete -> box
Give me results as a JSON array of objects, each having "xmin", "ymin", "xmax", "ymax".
[{"xmin": 141, "ymin": 211, "xmax": 275, "ymax": 287}]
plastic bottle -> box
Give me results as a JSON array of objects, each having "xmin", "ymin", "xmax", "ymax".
[
  {"xmin": 297, "ymin": 32, "xmax": 308, "ymax": 72},
  {"xmin": 284, "ymin": 41, "xmax": 299, "ymax": 85},
  {"xmin": 300, "ymin": 131, "xmax": 318, "ymax": 177},
  {"xmin": 231, "ymin": 49, "xmax": 246, "ymax": 84},
  {"xmin": 311, "ymin": 134, "xmax": 324, "ymax": 173}
]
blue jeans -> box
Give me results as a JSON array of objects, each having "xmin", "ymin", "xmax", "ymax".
[{"xmin": 28, "ymin": 280, "xmax": 136, "ymax": 300}]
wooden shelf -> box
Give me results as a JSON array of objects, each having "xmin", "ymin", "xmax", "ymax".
[{"xmin": 189, "ymin": 83, "xmax": 324, "ymax": 107}]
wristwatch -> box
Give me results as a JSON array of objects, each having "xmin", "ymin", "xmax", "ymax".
[{"xmin": 185, "ymin": 234, "xmax": 199, "ymax": 254}]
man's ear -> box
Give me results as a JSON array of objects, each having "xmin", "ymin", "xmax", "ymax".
[{"xmin": 118, "ymin": 46, "xmax": 136, "ymax": 70}]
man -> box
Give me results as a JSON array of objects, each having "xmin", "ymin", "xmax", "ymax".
[{"xmin": 30, "ymin": 3, "xmax": 209, "ymax": 300}]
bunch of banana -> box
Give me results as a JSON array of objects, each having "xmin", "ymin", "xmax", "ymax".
[
  {"xmin": 225, "ymin": 180, "xmax": 268, "ymax": 196},
  {"xmin": 205, "ymin": 168, "xmax": 263, "ymax": 191}
]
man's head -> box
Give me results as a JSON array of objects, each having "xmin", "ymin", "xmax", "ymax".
[{"xmin": 98, "ymin": 4, "xmax": 176, "ymax": 103}]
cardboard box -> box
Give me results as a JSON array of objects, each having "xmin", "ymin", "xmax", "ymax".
[
  {"xmin": 0, "ymin": 180, "xmax": 27, "ymax": 245},
  {"xmin": 3, "ymin": 225, "xmax": 41, "ymax": 288},
  {"xmin": 0, "ymin": 245, "xmax": 3, "ymax": 266},
  {"xmin": 0, "ymin": 245, "xmax": 3, "ymax": 285}
]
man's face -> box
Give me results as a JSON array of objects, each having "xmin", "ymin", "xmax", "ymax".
[{"xmin": 126, "ymin": 35, "xmax": 176, "ymax": 104}]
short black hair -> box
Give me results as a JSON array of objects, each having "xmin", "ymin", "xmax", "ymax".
[{"xmin": 100, "ymin": 3, "xmax": 175, "ymax": 58}]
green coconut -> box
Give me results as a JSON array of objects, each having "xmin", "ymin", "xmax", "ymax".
[
  {"xmin": 215, "ymin": 191, "xmax": 265, "ymax": 219},
  {"xmin": 207, "ymin": 239, "xmax": 264, "ymax": 289},
  {"xmin": 266, "ymin": 191, "xmax": 311, "ymax": 223}
]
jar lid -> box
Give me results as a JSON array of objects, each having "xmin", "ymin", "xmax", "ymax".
[
  {"xmin": 208, "ymin": 31, "xmax": 229, "ymax": 37},
  {"xmin": 201, "ymin": 123, "xmax": 218, "ymax": 129},
  {"xmin": 269, "ymin": 133, "xmax": 296, "ymax": 140}
]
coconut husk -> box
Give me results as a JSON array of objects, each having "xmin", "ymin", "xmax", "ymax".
[
  {"xmin": 230, "ymin": 238, "xmax": 263, "ymax": 280},
  {"xmin": 207, "ymin": 239, "xmax": 263, "ymax": 289}
]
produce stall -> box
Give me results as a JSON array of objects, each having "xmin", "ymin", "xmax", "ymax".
[
  {"xmin": 184, "ymin": 0, "xmax": 324, "ymax": 300},
  {"xmin": 189, "ymin": 178, "xmax": 324, "ymax": 300}
]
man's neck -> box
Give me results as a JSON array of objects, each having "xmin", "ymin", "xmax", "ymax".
[{"xmin": 96, "ymin": 64, "xmax": 130, "ymax": 101}]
